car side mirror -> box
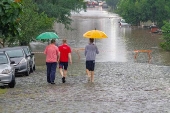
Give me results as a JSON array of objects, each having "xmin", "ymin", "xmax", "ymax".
[
  {"xmin": 11, "ymin": 61, "xmax": 15, "ymax": 64},
  {"xmin": 26, "ymin": 55, "xmax": 30, "ymax": 57}
]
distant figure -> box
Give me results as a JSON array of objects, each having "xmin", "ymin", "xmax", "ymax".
[
  {"xmin": 44, "ymin": 39, "xmax": 60, "ymax": 84},
  {"xmin": 85, "ymin": 38, "xmax": 99, "ymax": 83},
  {"xmin": 58, "ymin": 39, "xmax": 72, "ymax": 83}
]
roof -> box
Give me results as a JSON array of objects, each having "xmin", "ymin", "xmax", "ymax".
[
  {"xmin": 14, "ymin": 46, "xmax": 29, "ymax": 49},
  {"xmin": 84, "ymin": 0, "xmax": 90, "ymax": 2},
  {"xmin": 0, "ymin": 47, "xmax": 24, "ymax": 51},
  {"xmin": 0, "ymin": 51, "xmax": 5, "ymax": 54}
]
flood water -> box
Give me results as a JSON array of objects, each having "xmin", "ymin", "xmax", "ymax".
[
  {"xmin": 1, "ymin": 7, "xmax": 170, "ymax": 113},
  {"xmin": 31, "ymin": 7, "xmax": 170, "ymax": 66}
]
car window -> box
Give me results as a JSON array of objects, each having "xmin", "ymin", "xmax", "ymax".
[
  {"xmin": 0, "ymin": 54, "xmax": 8, "ymax": 64},
  {"xmin": 23, "ymin": 48, "xmax": 31, "ymax": 56},
  {"xmin": 121, "ymin": 19, "xmax": 126, "ymax": 23},
  {"xmin": 6, "ymin": 49, "xmax": 24, "ymax": 58}
]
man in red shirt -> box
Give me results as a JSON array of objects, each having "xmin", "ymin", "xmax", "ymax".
[
  {"xmin": 44, "ymin": 39, "xmax": 60, "ymax": 84},
  {"xmin": 58, "ymin": 39, "xmax": 72, "ymax": 83}
]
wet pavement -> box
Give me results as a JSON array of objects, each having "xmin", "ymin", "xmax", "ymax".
[
  {"xmin": 0, "ymin": 62, "xmax": 170, "ymax": 113},
  {"xmin": 1, "ymin": 7, "xmax": 170, "ymax": 113}
]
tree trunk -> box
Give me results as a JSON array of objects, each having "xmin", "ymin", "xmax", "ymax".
[{"xmin": 2, "ymin": 39, "xmax": 5, "ymax": 47}]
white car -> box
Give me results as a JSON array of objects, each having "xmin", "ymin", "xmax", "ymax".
[{"xmin": 119, "ymin": 19, "xmax": 131, "ymax": 27}]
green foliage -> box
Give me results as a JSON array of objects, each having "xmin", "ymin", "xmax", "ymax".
[
  {"xmin": 8, "ymin": 0, "xmax": 55, "ymax": 46},
  {"xmin": 116, "ymin": 0, "xmax": 170, "ymax": 27},
  {"xmin": 106, "ymin": 0, "xmax": 119, "ymax": 10},
  {"xmin": 116, "ymin": 0, "xmax": 140, "ymax": 25},
  {"xmin": 0, "ymin": 0, "xmax": 22, "ymax": 47},
  {"xmin": 160, "ymin": 21, "xmax": 170, "ymax": 51},
  {"xmin": 34, "ymin": 0, "xmax": 86, "ymax": 29},
  {"xmin": 1, "ymin": 0, "xmax": 85, "ymax": 46}
]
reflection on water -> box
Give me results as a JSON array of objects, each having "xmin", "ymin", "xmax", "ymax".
[{"xmin": 31, "ymin": 8, "xmax": 170, "ymax": 66}]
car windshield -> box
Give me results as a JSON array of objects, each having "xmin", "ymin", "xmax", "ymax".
[
  {"xmin": 23, "ymin": 48, "xmax": 31, "ymax": 56},
  {"xmin": 121, "ymin": 19, "xmax": 126, "ymax": 23},
  {"xmin": 6, "ymin": 49, "xmax": 24, "ymax": 58},
  {"xmin": 0, "ymin": 54, "xmax": 8, "ymax": 64}
]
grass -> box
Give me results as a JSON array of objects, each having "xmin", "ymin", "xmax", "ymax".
[{"xmin": 0, "ymin": 88, "xmax": 7, "ymax": 95}]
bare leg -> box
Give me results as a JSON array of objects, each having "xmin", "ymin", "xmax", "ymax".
[
  {"xmin": 60, "ymin": 69, "xmax": 67, "ymax": 83},
  {"xmin": 63, "ymin": 70, "xmax": 67, "ymax": 77},
  {"xmin": 59, "ymin": 68, "xmax": 64, "ymax": 77},
  {"xmin": 91, "ymin": 71, "xmax": 94, "ymax": 82},
  {"xmin": 86, "ymin": 69, "xmax": 90, "ymax": 77},
  {"xmin": 86, "ymin": 69, "xmax": 91, "ymax": 82}
]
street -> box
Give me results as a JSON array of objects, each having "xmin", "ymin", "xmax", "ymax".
[{"xmin": 0, "ymin": 7, "xmax": 170, "ymax": 113}]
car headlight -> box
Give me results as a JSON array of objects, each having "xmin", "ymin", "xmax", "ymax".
[
  {"xmin": 19, "ymin": 58, "xmax": 27, "ymax": 64},
  {"xmin": 2, "ymin": 69, "xmax": 11, "ymax": 74}
]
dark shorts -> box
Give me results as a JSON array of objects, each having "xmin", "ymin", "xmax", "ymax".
[
  {"xmin": 86, "ymin": 60, "xmax": 95, "ymax": 71},
  {"xmin": 59, "ymin": 62, "xmax": 68, "ymax": 70}
]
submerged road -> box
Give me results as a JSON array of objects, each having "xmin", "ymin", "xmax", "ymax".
[{"xmin": 0, "ymin": 7, "xmax": 170, "ymax": 113}]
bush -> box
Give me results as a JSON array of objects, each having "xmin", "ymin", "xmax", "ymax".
[{"xmin": 160, "ymin": 21, "xmax": 170, "ymax": 51}]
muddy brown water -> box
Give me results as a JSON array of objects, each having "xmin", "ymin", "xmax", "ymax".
[
  {"xmin": 31, "ymin": 7, "xmax": 170, "ymax": 66},
  {"xmin": 0, "ymin": 7, "xmax": 170, "ymax": 113}
]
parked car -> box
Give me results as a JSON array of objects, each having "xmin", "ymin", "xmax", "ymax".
[
  {"xmin": 87, "ymin": 1, "xmax": 95, "ymax": 7},
  {"xmin": 98, "ymin": 1, "xmax": 103, "ymax": 6},
  {"xmin": 0, "ymin": 47, "xmax": 30, "ymax": 76},
  {"xmin": 0, "ymin": 51, "xmax": 16, "ymax": 88},
  {"xmin": 102, "ymin": 3, "xmax": 108, "ymax": 8},
  {"xmin": 92, "ymin": 0, "xmax": 98, "ymax": 6},
  {"xmin": 21, "ymin": 46, "xmax": 35, "ymax": 73},
  {"xmin": 118, "ymin": 19, "xmax": 131, "ymax": 27},
  {"xmin": 86, "ymin": 1, "xmax": 95, "ymax": 7}
]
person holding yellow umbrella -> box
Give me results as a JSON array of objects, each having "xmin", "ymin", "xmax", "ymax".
[
  {"xmin": 84, "ymin": 38, "xmax": 99, "ymax": 82},
  {"xmin": 83, "ymin": 28, "xmax": 107, "ymax": 82}
]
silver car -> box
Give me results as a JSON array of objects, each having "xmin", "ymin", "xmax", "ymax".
[
  {"xmin": 21, "ymin": 46, "xmax": 36, "ymax": 73},
  {"xmin": 0, "ymin": 51, "xmax": 16, "ymax": 88},
  {"xmin": 119, "ymin": 19, "xmax": 131, "ymax": 27},
  {"xmin": 0, "ymin": 47, "xmax": 30, "ymax": 76}
]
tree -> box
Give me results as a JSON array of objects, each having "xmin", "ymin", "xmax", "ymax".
[
  {"xmin": 106, "ymin": 0, "xmax": 119, "ymax": 10},
  {"xmin": 0, "ymin": 0, "xmax": 22, "ymax": 47},
  {"xmin": 33, "ymin": 0, "xmax": 86, "ymax": 29},
  {"xmin": 16, "ymin": 0, "xmax": 55, "ymax": 45},
  {"xmin": 116, "ymin": 0, "xmax": 141, "ymax": 25},
  {"xmin": 160, "ymin": 21, "xmax": 170, "ymax": 51},
  {"xmin": 152, "ymin": 0, "xmax": 170, "ymax": 27},
  {"xmin": 6, "ymin": 0, "xmax": 55, "ymax": 46},
  {"xmin": 116, "ymin": 0, "xmax": 170, "ymax": 27}
]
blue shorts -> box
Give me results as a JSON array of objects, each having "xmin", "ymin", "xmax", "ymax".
[
  {"xmin": 86, "ymin": 60, "xmax": 95, "ymax": 71},
  {"xmin": 59, "ymin": 62, "xmax": 68, "ymax": 70}
]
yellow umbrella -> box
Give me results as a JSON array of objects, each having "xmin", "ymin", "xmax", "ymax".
[{"xmin": 83, "ymin": 29, "xmax": 108, "ymax": 39}]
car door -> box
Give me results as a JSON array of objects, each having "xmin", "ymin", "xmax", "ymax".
[{"xmin": 23, "ymin": 47, "xmax": 32, "ymax": 65}]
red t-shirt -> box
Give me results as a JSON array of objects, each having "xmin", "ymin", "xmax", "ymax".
[{"xmin": 59, "ymin": 44, "xmax": 71, "ymax": 62}]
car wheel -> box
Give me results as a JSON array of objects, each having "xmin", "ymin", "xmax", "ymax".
[
  {"xmin": 30, "ymin": 65, "xmax": 34, "ymax": 73},
  {"xmin": 33, "ymin": 64, "xmax": 36, "ymax": 71},
  {"xmin": 8, "ymin": 75, "xmax": 16, "ymax": 88},
  {"xmin": 25, "ymin": 69, "xmax": 30, "ymax": 76},
  {"xmin": 25, "ymin": 63, "xmax": 30, "ymax": 76}
]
